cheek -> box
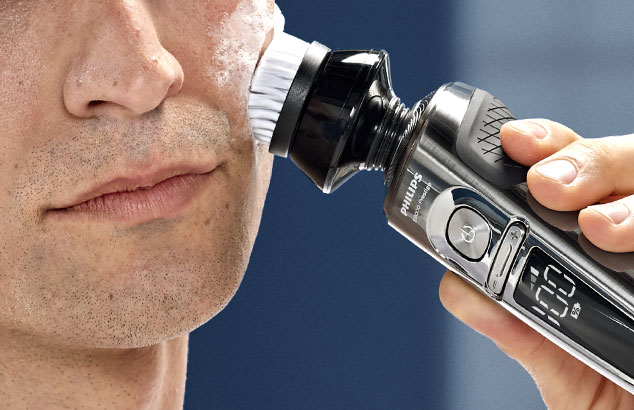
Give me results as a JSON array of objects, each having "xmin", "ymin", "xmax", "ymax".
[
  {"xmin": 0, "ymin": 5, "xmax": 73, "ymax": 207},
  {"xmin": 242, "ymin": 144, "xmax": 274, "ymax": 242},
  {"xmin": 251, "ymin": 146, "xmax": 274, "ymax": 234},
  {"xmin": 204, "ymin": 1, "xmax": 272, "ymax": 93},
  {"xmin": 0, "ymin": 27, "xmax": 43, "ymax": 162},
  {"xmin": 254, "ymin": 143, "xmax": 274, "ymax": 200},
  {"xmin": 162, "ymin": 0, "xmax": 274, "ymax": 139}
]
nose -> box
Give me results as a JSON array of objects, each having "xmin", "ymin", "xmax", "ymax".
[{"xmin": 63, "ymin": 2, "xmax": 184, "ymax": 119}]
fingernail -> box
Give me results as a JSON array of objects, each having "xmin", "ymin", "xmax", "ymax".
[
  {"xmin": 534, "ymin": 159, "xmax": 578, "ymax": 184},
  {"xmin": 591, "ymin": 203, "xmax": 631, "ymax": 225},
  {"xmin": 510, "ymin": 120, "xmax": 548, "ymax": 139}
]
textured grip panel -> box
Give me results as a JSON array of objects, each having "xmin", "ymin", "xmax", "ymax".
[
  {"xmin": 479, "ymin": 98, "xmax": 518, "ymax": 166},
  {"xmin": 455, "ymin": 89, "xmax": 528, "ymax": 187}
]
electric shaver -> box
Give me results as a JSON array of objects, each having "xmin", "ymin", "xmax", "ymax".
[{"xmin": 248, "ymin": 38, "xmax": 634, "ymax": 394}]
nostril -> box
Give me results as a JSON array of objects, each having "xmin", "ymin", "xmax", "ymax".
[{"xmin": 88, "ymin": 100, "xmax": 105, "ymax": 107}]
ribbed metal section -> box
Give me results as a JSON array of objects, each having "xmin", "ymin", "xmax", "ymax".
[
  {"xmin": 363, "ymin": 91, "xmax": 435, "ymax": 186},
  {"xmin": 364, "ymin": 97, "xmax": 409, "ymax": 172}
]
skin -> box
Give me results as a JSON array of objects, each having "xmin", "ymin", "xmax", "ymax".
[
  {"xmin": 440, "ymin": 119, "xmax": 634, "ymax": 409},
  {"xmin": 0, "ymin": 0, "xmax": 275, "ymax": 408}
]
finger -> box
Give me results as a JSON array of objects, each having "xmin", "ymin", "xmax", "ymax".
[
  {"xmin": 579, "ymin": 195, "xmax": 634, "ymax": 252},
  {"xmin": 527, "ymin": 135, "xmax": 634, "ymax": 211},
  {"xmin": 439, "ymin": 271, "xmax": 542, "ymax": 350},
  {"xmin": 500, "ymin": 119, "xmax": 581, "ymax": 166},
  {"xmin": 438, "ymin": 271, "xmax": 605, "ymax": 408}
]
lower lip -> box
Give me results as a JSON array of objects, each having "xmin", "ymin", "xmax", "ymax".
[{"xmin": 49, "ymin": 173, "xmax": 213, "ymax": 224}]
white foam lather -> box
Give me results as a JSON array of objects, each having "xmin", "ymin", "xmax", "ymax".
[{"xmin": 248, "ymin": 7, "xmax": 310, "ymax": 146}]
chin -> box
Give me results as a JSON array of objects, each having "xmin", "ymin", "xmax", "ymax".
[
  {"xmin": 8, "ymin": 244, "xmax": 250, "ymax": 349},
  {"xmin": 102, "ymin": 253, "xmax": 251, "ymax": 349}
]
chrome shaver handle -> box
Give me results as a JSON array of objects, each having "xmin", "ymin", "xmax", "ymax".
[{"xmin": 383, "ymin": 82, "xmax": 634, "ymax": 395}]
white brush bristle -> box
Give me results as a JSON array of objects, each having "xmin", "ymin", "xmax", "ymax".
[{"xmin": 248, "ymin": 32, "xmax": 310, "ymax": 146}]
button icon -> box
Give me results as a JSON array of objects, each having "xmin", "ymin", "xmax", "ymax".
[
  {"xmin": 486, "ymin": 222, "xmax": 527, "ymax": 296},
  {"xmin": 510, "ymin": 229, "xmax": 520, "ymax": 241},
  {"xmin": 461, "ymin": 225, "xmax": 476, "ymax": 244},
  {"xmin": 446, "ymin": 207, "xmax": 491, "ymax": 261}
]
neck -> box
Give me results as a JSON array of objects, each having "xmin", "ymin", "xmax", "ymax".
[{"xmin": 0, "ymin": 329, "xmax": 188, "ymax": 410}]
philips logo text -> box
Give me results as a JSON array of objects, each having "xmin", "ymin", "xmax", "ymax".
[{"xmin": 400, "ymin": 172, "xmax": 423, "ymax": 216}]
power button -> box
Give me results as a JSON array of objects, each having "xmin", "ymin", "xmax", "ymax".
[{"xmin": 446, "ymin": 207, "xmax": 492, "ymax": 261}]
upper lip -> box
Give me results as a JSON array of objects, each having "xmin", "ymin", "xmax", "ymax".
[{"xmin": 53, "ymin": 161, "xmax": 218, "ymax": 210}]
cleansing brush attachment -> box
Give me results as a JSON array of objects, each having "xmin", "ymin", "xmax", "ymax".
[
  {"xmin": 250, "ymin": 38, "xmax": 425, "ymax": 193},
  {"xmin": 283, "ymin": 48, "xmax": 411, "ymax": 193},
  {"xmin": 249, "ymin": 32, "xmax": 312, "ymax": 147},
  {"xmin": 267, "ymin": 42, "xmax": 330, "ymax": 157}
]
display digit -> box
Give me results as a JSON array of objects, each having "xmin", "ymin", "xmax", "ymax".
[
  {"xmin": 514, "ymin": 247, "xmax": 634, "ymax": 377},
  {"xmin": 532, "ymin": 264, "xmax": 572, "ymax": 324}
]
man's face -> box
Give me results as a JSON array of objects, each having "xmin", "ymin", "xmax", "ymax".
[{"xmin": 0, "ymin": 0, "xmax": 275, "ymax": 348}]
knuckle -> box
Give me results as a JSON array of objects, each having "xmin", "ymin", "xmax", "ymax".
[
  {"xmin": 540, "ymin": 118, "xmax": 560, "ymax": 131},
  {"xmin": 544, "ymin": 120, "xmax": 577, "ymax": 140},
  {"xmin": 567, "ymin": 139, "xmax": 614, "ymax": 169}
]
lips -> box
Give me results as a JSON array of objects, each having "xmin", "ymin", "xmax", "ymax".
[{"xmin": 48, "ymin": 164, "xmax": 217, "ymax": 225}]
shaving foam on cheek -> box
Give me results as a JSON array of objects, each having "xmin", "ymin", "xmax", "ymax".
[{"xmin": 206, "ymin": 0, "xmax": 275, "ymax": 105}]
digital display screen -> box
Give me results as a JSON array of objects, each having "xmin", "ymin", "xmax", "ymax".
[{"xmin": 514, "ymin": 247, "xmax": 634, "ymax": 377}]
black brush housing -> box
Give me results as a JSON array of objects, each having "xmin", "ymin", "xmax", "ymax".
[{"xmin": 269, "ymin": 42, "xmax": 422, "ymax": 193}]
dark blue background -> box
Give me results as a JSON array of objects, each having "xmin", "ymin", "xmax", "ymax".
[{"xmin": 185, "ymin": 1, "xmax": 634, "ymax": 409}]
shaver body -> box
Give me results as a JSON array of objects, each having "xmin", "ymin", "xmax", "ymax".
[
  {"xmin": 384, "ymin": 82, "xmax": 634, "ymax": 394},
  {"xmin": 253, "ymin": 41, "xmax": 634, "ymax": 393}
]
